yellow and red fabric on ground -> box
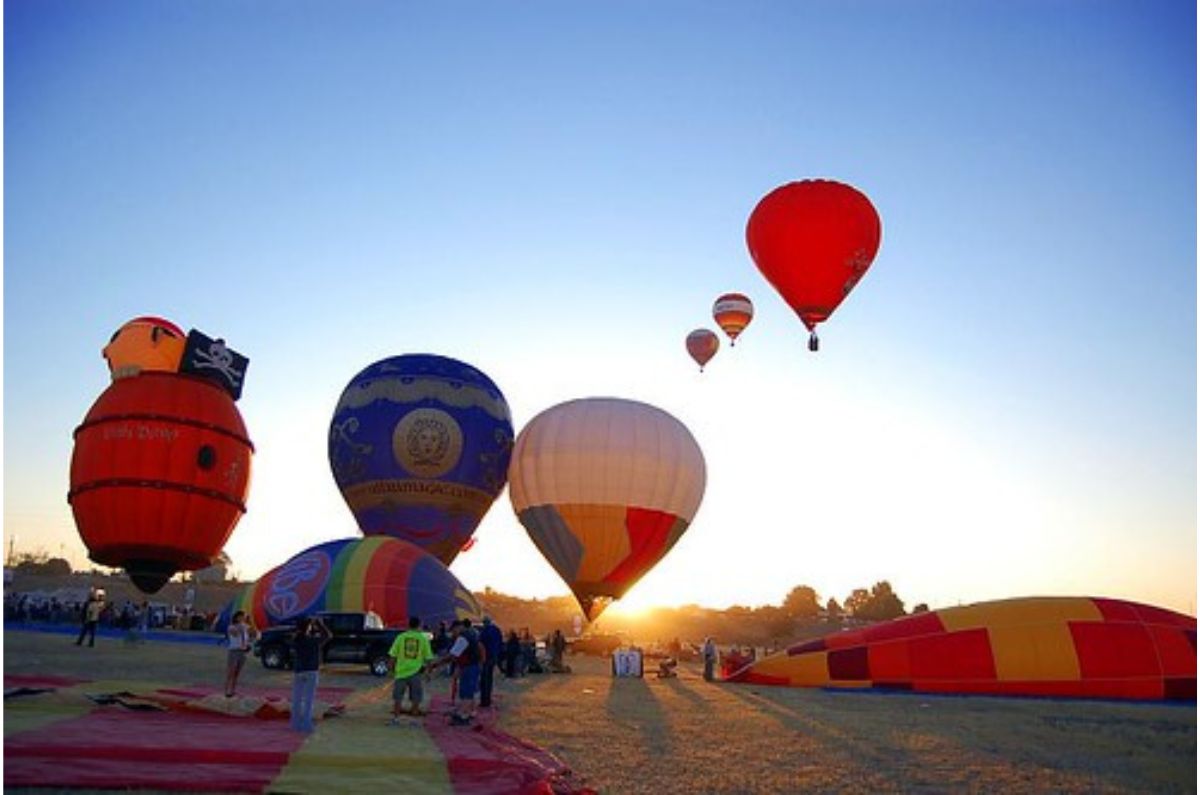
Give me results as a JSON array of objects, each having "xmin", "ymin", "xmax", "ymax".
[{"xmin": 4, "ymin": 675, "xmax": 589, "ymax": 793}]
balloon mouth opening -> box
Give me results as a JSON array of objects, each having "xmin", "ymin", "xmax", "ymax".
[{"xmin": 124, "ymin": 559, "xmax": 178, "ymax": 593}]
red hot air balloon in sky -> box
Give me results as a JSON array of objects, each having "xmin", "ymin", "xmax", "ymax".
[
  {"xmin": 686, "ymin": 329, "xmax": 719, "ymax": 371},
  {"xmin": 746, "ymin": 179, "xmax": 881, "ymax": 351}
]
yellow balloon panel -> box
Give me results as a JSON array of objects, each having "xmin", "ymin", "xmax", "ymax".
[
  {"xmin": 555, "ymin": 504, "xmax": 632, "ymax": 584},
  {"xmin": 988, "ymin": 622, "xmax": 1082, "ymax": 682},
  {"xmin": 938, "ymin": 597, "xmax": 1102, "ymax": 632}
]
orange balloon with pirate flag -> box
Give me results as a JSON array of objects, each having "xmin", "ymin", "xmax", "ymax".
[
  {"xmin": 70, "ymin": 322, "xmax": 252, "ymax": 593},
  {"xmin": 508, "ymin": 397, "xmax": 706, "ymax": 621}
]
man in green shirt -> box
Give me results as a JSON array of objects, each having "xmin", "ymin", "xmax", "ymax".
[{"xmin": 387, "ymin": 616, "xmax": 434, "ymax": 722}]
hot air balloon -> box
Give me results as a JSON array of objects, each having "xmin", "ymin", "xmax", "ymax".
[
  {"xmin": 712, "ymin": 293, "xmax": 754, "ymax": 346},
  {"xmin": 727, "ymin": 596, "xmax": 1196, "ymax": 701},
  {"xmin": 216, "ymin": 536, "xmax": 481, "ymax": 632},
  {"xmin": 746, "ymin": 179, "xmax": 881, "ymax": 351},
  {"xmin": 328, "ymin": 354, "xmax": 513, "ymax": 567},
  {"xmin": 508, "ymin": 398, "xmax": 706, "ymax": 621},
  {"xmin": 686, "ymin": 329, "xmax": 719, "ymax": 371},
  {"xmin": 68, "ymin": 371, "xmax": 254, "ymax": 592},
  {"xmin": 102, "ymin": 316, "xmax": 187, "ymax": 379}
]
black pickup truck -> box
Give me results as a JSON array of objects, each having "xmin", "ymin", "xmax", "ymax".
[{"xmin": 254, "ymin": 612, "xmax": 401, "ymax": 676}]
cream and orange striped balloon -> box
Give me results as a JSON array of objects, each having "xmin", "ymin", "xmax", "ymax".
[
  {"xmin": 712, "ymin": 292, "xmax": 754, "ymax": 345},
  {"xmin": 509, "ymin": 398, "xmax": 706, "ymax": 620}
]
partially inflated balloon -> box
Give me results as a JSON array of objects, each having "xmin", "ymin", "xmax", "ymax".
[
  {"xmin": 216, "ymin": 536, "xmax": 481, "ymax": 632},
  {"xmin": 686, "ymin": 329, "xmax": 719, "ymax": 371},
  {"xmin": 728, "ymin": 596, "xmax": 1196, "ymax": 702},
  {"xmin": 328, "ymin": 354, "xmax": 513, "ymax": 566},
  {"xmin": 712, "ymin": 293, "xmax": 753, "ymax": 346},
  {"xmin": 509, "ymin": 398, "xmax": 706, "ymax": 620},
  {"xmin": 746, "ymin": 180, "xmax": 881, "ymax": 350}
]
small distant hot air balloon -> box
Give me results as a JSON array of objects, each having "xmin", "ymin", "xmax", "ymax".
[
  {"xmin": 215, "ymin": 536, "xmax": 481, "ymax": 633},
  {"xmin": 68, "ymin": 372, "xmax": 253, "ymax": 592},
  {"xmin": 509, "ymin": 397, "xmax": 706, "ymax": 621},
  {"xmin": 328, "ymin": 354, "xmax": 513, "ymax": 567},
  {"xmin": 102, "ymin": 316, "xmax": 186, "ymax": 379},
  {"xmin": 686, "ymin": 329, "xmax": 720, "ymax": 372},
  {"xmin": 746, "ymin": 179, "xmax": 881, "ymax": 351},
  {"xmin": 712, "ymin": 293, "xmax": 754, "ymax": 346}
]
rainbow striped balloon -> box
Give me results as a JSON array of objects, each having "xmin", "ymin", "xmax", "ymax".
[{"xmin": 217, "ymin": 536, "xmax": 480, "ymax": 631}]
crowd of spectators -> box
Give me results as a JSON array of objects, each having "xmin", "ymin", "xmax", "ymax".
[{"xmin": 5, "ymin": 590, "xmax": 217, "ymax": 631}]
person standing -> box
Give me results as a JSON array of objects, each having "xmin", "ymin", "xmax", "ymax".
[
  {"xmin": 430, "ymin": 619, "xmax": 484, "ymax": 726},
  {"xmin": 387, "ymin": 616, "xmax": 433, "ymax": 722},
  {"xmin": 550, "ymin": 629, "xmax": 567, "ymax": 672},
  {"xmin": 224, "ymin": 610, "xmax": 258, "ymax": 697},
  {"xmin": 703, "ymin": 636, "xmax": 718, "ymax": 682},
  {"xmin": 504, "ymin": 630, "xmax": 521, "ymax": 678},
  {"xmin": 478, "ymin": 616, "xmax": 503, "ymax": 708},
  {"xmin": 75, "ymin": 589, "xmax": 105, "ymax": 647},
  {"xmin": 290, "ymin": 615, "xmax": 331, "ymax": 733},
  {"xmin": 364, "ymin": 602, "xmax": 384, "ymax": 630}
]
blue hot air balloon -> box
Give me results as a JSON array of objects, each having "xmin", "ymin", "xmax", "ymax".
[{"xmin": 328, "ymin": 354, "xmax": 513, "ymax": 566}]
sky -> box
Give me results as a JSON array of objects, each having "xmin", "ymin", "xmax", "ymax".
[{"xmin": 4, "ymin": 0, "xmax": 1196, "ymax": 617}]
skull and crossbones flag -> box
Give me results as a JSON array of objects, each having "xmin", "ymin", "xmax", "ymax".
[{"xmin": 180, "ymin": 329, "xmax": 249, "ymax": 400}]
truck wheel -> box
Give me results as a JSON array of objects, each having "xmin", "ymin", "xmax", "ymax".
[{"xmin": 369, "ymin": 654, "xmax": 390, "ymax": 677}]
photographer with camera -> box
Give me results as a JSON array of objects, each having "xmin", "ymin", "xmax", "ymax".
[{"xmin": 290, "ymin": 615, "xmax": 331, "ymax": 733}]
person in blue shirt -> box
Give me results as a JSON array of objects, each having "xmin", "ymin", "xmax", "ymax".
[{"xmin": 478, "ymin": 616, "xmax": 504, "ymax": 708}]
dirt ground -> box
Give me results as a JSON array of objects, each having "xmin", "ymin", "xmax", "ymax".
[{"xmin": 4, "ymin": 629, "xmax": 1196, "ymax": 793}]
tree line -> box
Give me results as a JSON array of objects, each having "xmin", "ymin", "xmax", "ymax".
[{"xmin": 781, "ymin": 581, "xmax": 928, "ymax": 623}]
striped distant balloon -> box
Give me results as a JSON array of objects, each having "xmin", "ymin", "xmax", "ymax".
[
  {"xmin": 686, "ymin": 329, "xmax": 720, "ymax": 371},
  {"xmin": 509, "ymin": 398, "xmax": 706, "ymax": 621},
  {"xmin": 727, "ymin": 596, "xmax": 1196, "ymax": 701},
  {"xmin": 712, "ymin": 292, "xmax": 754, "ymax": 346}
]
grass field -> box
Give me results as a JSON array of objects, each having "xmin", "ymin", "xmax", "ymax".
[{"xmin": 4, "ymin": 629, "xmax": 1196, "ymax": 793}]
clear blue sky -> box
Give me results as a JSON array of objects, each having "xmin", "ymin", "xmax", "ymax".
[{"xmin": 5, "ymin": 0, "xmax": 1195, "ymax": 615}]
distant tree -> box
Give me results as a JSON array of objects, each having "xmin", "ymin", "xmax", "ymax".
[
  {"xmin": 843, "ymin": 588, "xmax": 871, "ymax": 617},
  {"xmin": 757, "ymin": 605, "xmax": 795, "ymax": 639},
  {"xmin": 825, "ymin": 597, "xmax": 843, "ymax": 619},
  {"xmin": 782, "ymin": 585, "xmax": 821, "ymax": 619},
  {"xmin": 13, "ymin": 553, "xmax": 71, "ymax": 576},
  {"xmin": 858, "ymin": 581, "xmax": 906, "ymax": 621},
  {"xmin": 912, "ymin": 603, "xmax": 930, "ymax": 614}
]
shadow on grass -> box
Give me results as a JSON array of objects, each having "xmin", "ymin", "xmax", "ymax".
[{"xmin": 605, "ymin": 675, "xmax": 671, "ymax": 756}]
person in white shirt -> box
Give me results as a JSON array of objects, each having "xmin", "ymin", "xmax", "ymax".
[
  {"xmin": 224, "ymin": 611, "xmax": 258, "ymax": 697},
  {"xmin": 364, "ymin": 603, "xmax": 384, "ymax": 630}
]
